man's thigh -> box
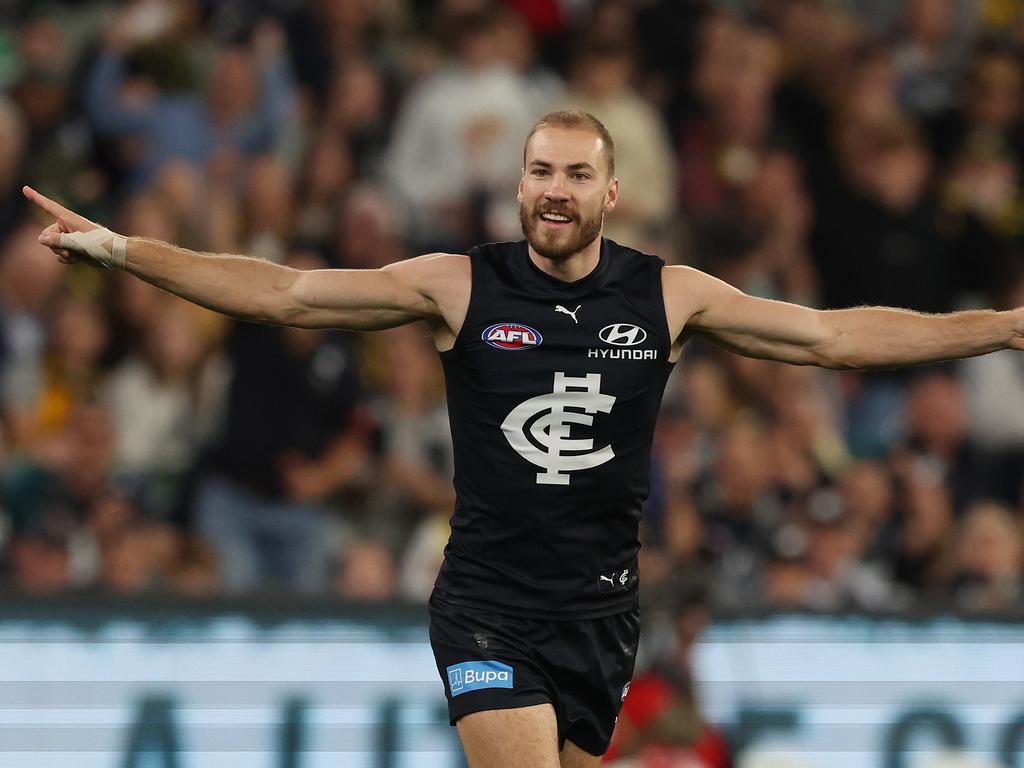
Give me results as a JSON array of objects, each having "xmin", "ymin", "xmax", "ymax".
[
  {"xmin": 457, "ymin": 703, "xmax": 561, "ymax": 768},
  {"xmin": 559, "ymin": 739, "xmax": 603, "ymax": 768}
]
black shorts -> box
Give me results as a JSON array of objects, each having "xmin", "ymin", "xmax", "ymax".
[{"xmin": 427, "ymin": 593, "xmax": 641, "ymax": 756}]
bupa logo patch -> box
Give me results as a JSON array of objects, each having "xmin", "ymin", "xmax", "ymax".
[
  {"xmin": 483, "ymin": 323, "xmax": 543, "ymax": 350},
  {"xmin": 446, "ymin": 660, "xmax": 514, "ymax": 697},
  {"xmin": 599, "ymin": 323, "xmax": 647, "ymax": 346}
]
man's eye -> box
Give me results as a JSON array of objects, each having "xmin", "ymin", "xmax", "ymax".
[
  {"xmin": 573, "ymin": 173, "xmax": 590, "ymax": 181},
  {"xmin": 533, "ymin": 169, "xmax": 549, "ymax": 177}
]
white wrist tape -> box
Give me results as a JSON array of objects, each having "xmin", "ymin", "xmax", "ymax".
[{"xmin": 59, "ymin": 228, "xmax": 128, "ymax": 269}]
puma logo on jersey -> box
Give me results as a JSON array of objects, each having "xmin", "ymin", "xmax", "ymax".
[
  {"xmin": 555, "ymin": 304, "xmax": 581, "ymax": 324},
  {"xmin": 501, "ymin": 372, "xmax": 616, "ymax": 485},
  {"xmin": 598, "ymin": 568, "xmax": 632, "ymax": 594}
]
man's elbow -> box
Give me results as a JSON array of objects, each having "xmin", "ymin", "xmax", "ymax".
[
  {"xmin": 807, "ymin": 321, "xmax": 866, "ymax": 370},
  {"xmin": 252, "ymin": 271, "xmax": 307, "ymax": 326}
]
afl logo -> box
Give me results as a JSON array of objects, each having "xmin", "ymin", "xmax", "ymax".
[
  {"xmin": 599, "ymin": 323, "xmax": 647, "ymax": 346},
  {"xmin": 483, "ymin": 323, "xmax": 543, "ymax": 350}
]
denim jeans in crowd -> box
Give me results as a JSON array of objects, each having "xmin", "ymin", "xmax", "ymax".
[{"xmin": 195, "ymin": 475, "xmax": 333, "ymax": 594}]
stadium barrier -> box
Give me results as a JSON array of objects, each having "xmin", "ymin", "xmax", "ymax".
[{"xmin": 1, "ymin": 595, "xmax": 1021, "ymax": 768}]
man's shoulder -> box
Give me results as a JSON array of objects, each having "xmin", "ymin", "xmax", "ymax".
[
  {"xmin": 388, "ymin": 251, "xmax": 470, "ymax": 276},
  {"xmin": 662, "ymin": 263, "xmax": 715, "ymax": 288},
  {"xmin": 380, "ymin": 253, "xmax": 471, "ymax": 308}
]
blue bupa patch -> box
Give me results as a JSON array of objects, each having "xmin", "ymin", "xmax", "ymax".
[{"xmin": 446, "ymin": 660, "xmax": 514, "ymax": 697}]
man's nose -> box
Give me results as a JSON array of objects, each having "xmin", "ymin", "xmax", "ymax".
[{"xmin": 544, "ymin": 176, "xmax": 570, "ymax": 200}]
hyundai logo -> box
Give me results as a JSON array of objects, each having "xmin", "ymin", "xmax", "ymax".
[{"xmin": 599, "ymin": 324, "xmax": 648, "ymax": 346}]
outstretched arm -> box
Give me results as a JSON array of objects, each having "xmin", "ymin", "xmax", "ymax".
[
  {"xmin": 666, "ymin": 265, "xmax": 1024, "ymax": 370},
  {"xmin": 23, "ymin": 186, "xmax": 462, "ymax": 332}
]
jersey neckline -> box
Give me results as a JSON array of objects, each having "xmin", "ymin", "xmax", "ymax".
[{"xmin": 517, "ymin": 237, "xmax": 610, "ymax": 295}]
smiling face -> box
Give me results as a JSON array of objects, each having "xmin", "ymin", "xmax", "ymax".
[{"xmin": 518, "ymin": 127, "xmax": 618, "ymax": 261}]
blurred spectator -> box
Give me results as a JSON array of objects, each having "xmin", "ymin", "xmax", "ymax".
[
  {"xmin": 333, "ymin": 183, "xmax": 410, "ymax": 270},
  {"xmin": 85, "ymin": 16, "xmax": 297, "ymax": 191},
  {"xmin": 764, "ymin": 364, "xmax": 847, "ymax": 488},
  {"xmin": 9, "ymin": 18, "xmax": 102, "ymax": 221},
  {"xmin": 103, "ymin": 299, "xmax": 228, "ymax": 514},
  {"xmin": 495, "ymin": 6, "xmax": 565, "ymax": 130},
  {"xmin": 384, "ymin": 5, "xmax": 561, "ymax": 250},
  {"xmin": 399, "ymin": 508, "xmax": 452, "ymax": 601},
  {"xmin": 335, "ymin": 538, "xmax": 399, "ymax": 601},
  {"xmin": 729, "ymin": 150, "xmax": 818, "ymax": 302},
  {"xmin": 801, "ymin": 486, "xmax": 894, "ymax": 610},
  {"xmin": 242, "ymin": 155, "xmax": 295, "ymax": 263},
  {"xmin": 677, "ymin": 13, "xmax": 785, "ymax": 232},
  {"xmin": 941, "ymin": 133, "xmax": 1023, "ymax": 285},
  {"xmin": 9, "ymin": 528, "xmax": 72, "ymax": 595},
  {"xmin": 97, "ymin": 518, "xmax": 178, "ymax": 594},
  {"xmin": 928, "ymin": 42, "xmax": 1024, "ymax": 169},
  {"xmin": 293, "ymin": 130, "xmax": 355, "ymax": 250},
  {"xmin": 0, "ymin": 223, "xmax": 66, "ymax": 426},
  {"xmin": 761, "ymin": 521, "xmax": 814, "ymax": 608},
  {"xmin": 322, "ymin": 60, "xmax": 389, "ymax": 177},
  {"xmin": 694, "ymin": 419, "xmax": 780, "ymax": 608},
  {"xmin": 892, "ymin": 462, "xmax": 957, "ymax": 605},
  {"xmin": 3, "ymin": 401, "xmax": 137, "ymax": 593},
  {"xmin": 6, "ymin": 294, "xmax": 109, "ymax": 464},
  {"xmin": 897, "ymin": 372, "xmax": 990, "ymax": 513},
  {"xmin": 563, "ymin": 38, "xmax": 677, "ymax": 249},
  {"xmin": 932, "ymin": 45, "xmax": 1024, "ymax": 298},
  {"xmin": 356, "ymin": 325, "xmax": 453, "ymax": 540},
  {"xmin": 948, "ymin": 500, "xmax": 1023, "ymax": 611},
  {"xmin": 838, "ymin": 459, "xmax": 896, "ymax": 562},
  {"xmin": 815, "ymin": 116, "xmax": 956, "ymax": 313},
  {"xmin": 892, "ymin": 0, "xmax": 972, "ymax": 117},
  {"xmin": 771, "ymin": 3, "xmax": 868, "ymax": 202},
  {"xmin": 194, "ymin": 252, "xmax": 368, "ymax": 594},
  {"xmin": 282, "ymin": 0, "xmax": 392, "ymax": 112},
  {"xmin": 673, "ymin": 355, "xmax": 738, "ymax": 465}
]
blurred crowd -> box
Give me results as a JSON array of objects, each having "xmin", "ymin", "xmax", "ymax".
[{"xmin": 0, "ymin": 0, "xmax": 1023, "ymax": 619}]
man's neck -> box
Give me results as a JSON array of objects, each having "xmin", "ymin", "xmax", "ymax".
[{"xmin": 527, "ymin": 236, "xmax": 602, "ymax": 283}]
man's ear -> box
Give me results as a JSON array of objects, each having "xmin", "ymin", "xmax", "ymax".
[
  {"xmin": 517, "ymin": 173, "xmax": 525, "ymax": 203},
  {"xmin": 604, "ymin": 178, "xmax": 619, "ymax": 212}
]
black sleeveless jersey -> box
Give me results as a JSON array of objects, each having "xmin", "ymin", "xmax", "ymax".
[{"xmin": 434, "ymin": 238, "xmax": 675, "ymax": 619}]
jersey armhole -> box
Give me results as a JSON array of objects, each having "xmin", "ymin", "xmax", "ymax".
[
  {"xmin": 439, "ymin": 248, "xmax": 480, "ymax": 359},
  {"xmin": 651, "ymin": 258, "xmax": 674, "ymax": 367}
]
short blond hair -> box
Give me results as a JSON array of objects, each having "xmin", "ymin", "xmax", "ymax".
[{"xmin": 523, "ymin": 110, "xmax": 615, "ymax": 177}]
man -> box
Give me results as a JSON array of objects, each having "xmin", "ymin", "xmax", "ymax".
[{"xmin": 24, "ymin": 110, "xmax": 1024, "ymax": 767}]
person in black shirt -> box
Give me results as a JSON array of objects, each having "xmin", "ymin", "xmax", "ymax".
[
  {"xmin": 24, "ymin": 110, "xmax": 1024, "ymax": 767},
  {"xmin": 194, "ymin": 304, "xmax": 363, "ymax": 594}
]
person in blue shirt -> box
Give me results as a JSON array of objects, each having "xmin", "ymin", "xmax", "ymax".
[{"xmin": 84, "ymin": 22, "xmax": 296, "ymax": 191}]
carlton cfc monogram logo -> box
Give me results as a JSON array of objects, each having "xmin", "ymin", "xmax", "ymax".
[{"xmin": 501, "ymin": 372, "xmax": 616, "ymax": 485}]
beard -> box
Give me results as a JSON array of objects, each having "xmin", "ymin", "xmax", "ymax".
[{"xmin": 519, "ymin": 200, "xmax": 603, "ymax": 261}]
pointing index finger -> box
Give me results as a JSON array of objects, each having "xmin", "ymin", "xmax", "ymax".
[{"xmin": 22, "ymin": 185, "xmax": 70, "ymax": 221}]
